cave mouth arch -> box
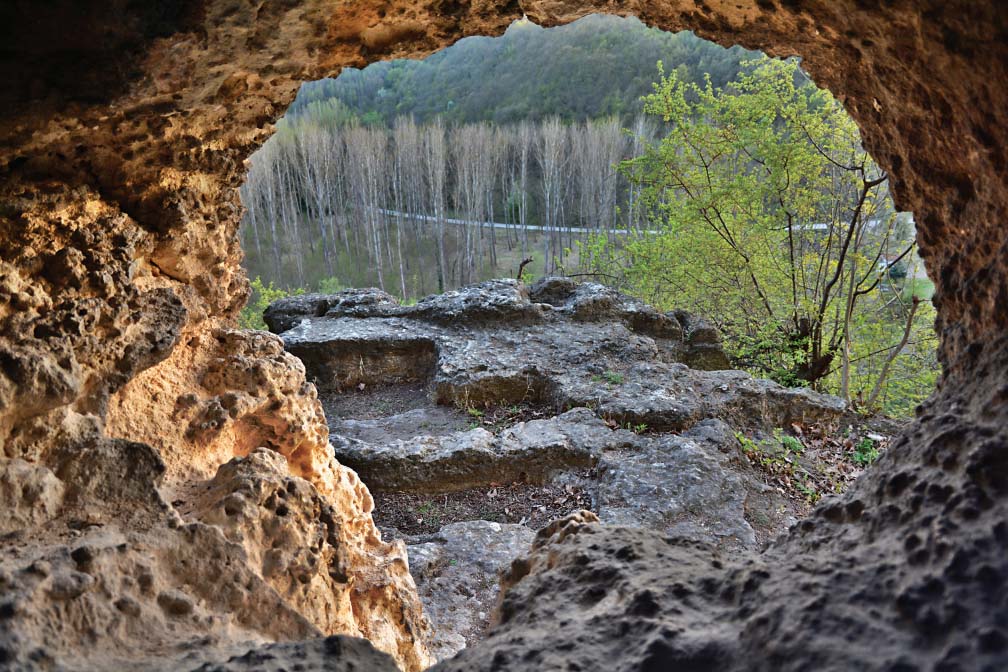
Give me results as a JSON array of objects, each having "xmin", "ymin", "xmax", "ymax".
[
  {"xmin": 239, "ymin": 13, "xmax": 937, "ymax": 417},
  {"xmin": 0, "ymin": 2, "xmax": 1005, "ymax": 671}
]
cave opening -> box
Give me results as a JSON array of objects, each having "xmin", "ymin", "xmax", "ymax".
[
  {"xmin": 1, "ymin": 2, "xmax": 1005, "ymax": 671},
  {"xmin": 237, "ymin": 13, "xmax": 940, "ymax": 665}
]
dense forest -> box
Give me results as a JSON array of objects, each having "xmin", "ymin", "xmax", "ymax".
[
  {"xmin": 287, "ymin": 15, "xmax": 757, "ymax": 125},
  {"xmin": 239, "ymin": 15, "xmax": 936, "ymax": 416},
  {"xmin": 241, "ymin": 114, "xmax": 652, "ymax": 297}
]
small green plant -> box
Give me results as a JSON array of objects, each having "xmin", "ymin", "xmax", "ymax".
[
  {"xmin": 774, "ymin": 429, "xmax": 804, "ymax": 455},
  {"xmin": 465, "ymin": 407, "xmax": 484, "ymax": 430},
  {"xmin": 853, "ymin": 437, "xmax": 880, "ymax": 466},
  {"xmin": 414, "ymin": 502, "xmax": 440, "ymax": 525},
  {"xmin": 591, "ymin": 370, "xmax": 625, "ymax": 386},
  {"xmin": 735, "ymin": 431, "xmax": 761, "ymax": 455},
  {"xmin": 794, "ymin": 474, "xmax": 820, "ymax": 504},
  {"xmin": 604, "ymin": 370, "xmax": 624, "ymax": 385},
  {"xmin": 620, "ymin": 421, "xmax": 649, "ymax": 434},
  {"xmin": 737, "ymin": 431, "xmax": 821, "ymax": 504}
]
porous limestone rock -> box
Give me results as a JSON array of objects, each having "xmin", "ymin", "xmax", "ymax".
[
  {"xmin": 1, "ymin": 1, "xmax": 1006, "ymax": 671},
  {"xmin": 104, "ymin": 328, "xmax": 435, "ymax": 671},
  {"xmin": 189, "ymin": 449, "xmax": 431, "ymax": 665},
  {"xmin": 184, "ymin": 635, "xmax": 400, "ymax": 672},
  {"xmin": 406, "ymin": 521, "xmax": 537, "ymax": 663},
  {"xmin": 0, "ymin": 443, "xmax": 432, "ymax": 671},
  {"xmin": 0, "ymin": 319, "xmax": 434, "ymax": 671},
  {"xmin": 0, "ymin": 459, "xmax": 65, "ymax": 534},
  {"xmin": 0, "ymin": 434, "xmax": 322, "ymax": 671}
]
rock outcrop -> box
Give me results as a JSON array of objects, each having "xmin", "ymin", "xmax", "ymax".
[
  {"xmin": 0, "ymin": 326, "xmax": 434, "ymax": 670},
  {"xmin": 186, "ymin": 635, "xmax": 401, "ymax": 672},
  {"xmin": 282, "ymin": 284, "xmax": 849, "ymax": 654},
  {"xmin": 273, "ymin": 280, "xmax": 843, "ymax": 431},
  {"xmin": 590, "ymin": 421, "xmax": 757, "ymax": 547},
  {"xmin": 278, "ymin": 281, "xmax": 838, "ymax": 551},
  {"xmin": 332, "ymin": 408, "xmax": 627, "ymax": 494},
  {"xmin": 1, "ymin": 1, "xmax": 1006, "ymax": 671},
  {"xmin": 406, "ymin": 521, "xmax": 537, "ymax": 663}
]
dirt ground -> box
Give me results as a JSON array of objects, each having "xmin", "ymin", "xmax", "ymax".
[{"xmin": 373, "ymin": 471, "xmax": 595, "ymax": 538}]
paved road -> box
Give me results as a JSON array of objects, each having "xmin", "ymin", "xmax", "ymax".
[{"xmin": 374, "ymin": 207, "xmax": 658, "ymax": 236}]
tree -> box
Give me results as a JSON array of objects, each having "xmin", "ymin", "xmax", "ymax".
[
  {"xmin": 536, "ymin": 117, "xmax": 569, "ymax": 273},
  {"xmin": 587, "ymin": 57, "xmax": 933, "ymax": 408},
  {"xmin": 422, "ymin": 118, "xmax": 449, "ymax": 291}
]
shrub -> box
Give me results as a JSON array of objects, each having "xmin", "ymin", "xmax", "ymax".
[{"xmin": 239, "ymin": 276, "xmax": 304, "ymax": 331}]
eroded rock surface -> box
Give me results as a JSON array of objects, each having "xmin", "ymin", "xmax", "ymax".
[
  {"xmin": 186, "ymin": 635, "xmax": 400, "ymax": 672},
  {"xmin": 2, "ymin": 1, "xmax": 1006, "ymax": 670},
  {"xmin": 286, "ymin": 283, "xmax": 851, "ymax": 656},
  {"xmin": 591, "ymin": 422, "xmax": 756, "ymax": 548},
  {"xmin": 332, "ymin": 408, "xmax": 635, "ymax": 493},
  {"xmin": 406, "ymin": 521, "xmax": 537, "ymax": 663},
  {"xmin": 188, "ymin": 449, "xmax": 430, "ymax": 663},
  {"xmin": 273, "ymin": 280, "xmax": 844, "ymax": 432},
  {"xmin": 0, "ymin": 326, "xmax": 433, "ymax": 671}
]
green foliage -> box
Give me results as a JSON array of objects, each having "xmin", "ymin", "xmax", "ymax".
[
  {"xmin": 852, "ymin": 437, "xmax": 880, "ymax": 465},
  {"xmin": 580, "ymin": 56, "xmax": 938, "ymax": 417},
  {"xmin": 591, "ymin": 370, "xmax": 625, "ymax": 386},
  {"xmin": 285, "ymin": 15, "xmax": 758, "ymax": 126},
  {"xmin": 887, "ymin": 261, "xmax": 908, "ymax": 281},
  {"xmin": 239, "ymin": 277, "xmax": 304, "ymax": 331},
  {"xmin": 794, "ymin": 474, "xmax": 820, "ymax": 504},
  {"xmin": 465, "ymin": 406, "xmax": 487, "ymax": 430},
  {"xmin": 734, "ymin": 431, "xmax": 762, "ymax": 456},
  {"xmin": 317, "ymin": 276, "xmax": 346, "ymax": 294},
  {"xmin": 735, "ymin": 431, "xmax": 819, "ymax": 503},
  {"xmin": 776, "ymin": 430, "xmax": 805, "ymax": 455},
  {"xmin": 828, "ymin": 297, "xmax": 938, "ymax": 417},
  {"xmin": 902, "ymin": 277, "xmax": 935, "ymax": 302},
  {"xmin": 413, "ymin": 501, "xmax": 441, "ymax": 525}
]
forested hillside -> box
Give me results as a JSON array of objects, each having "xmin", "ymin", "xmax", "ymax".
[{"xmin": 288, "ymin": 15, "xmax": 757, "ymax": 125}]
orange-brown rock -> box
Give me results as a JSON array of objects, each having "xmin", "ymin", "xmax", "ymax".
[{"xmin": 0, "ymin": 1, "xmax": 1006, "ymax": 671}]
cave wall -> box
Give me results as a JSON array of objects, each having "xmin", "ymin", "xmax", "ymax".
[{"xmin": 0, "ymin": 0, "xmax": 1005, "ymax": 670}]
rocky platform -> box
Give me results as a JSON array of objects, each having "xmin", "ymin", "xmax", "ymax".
[
  {"xmin": 267, "ymin": 278, "xmax": 857, "ymax": 662},
  {"xmin": 269, "ymin": 278, "xmax": 843, "ymax": 429}
]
